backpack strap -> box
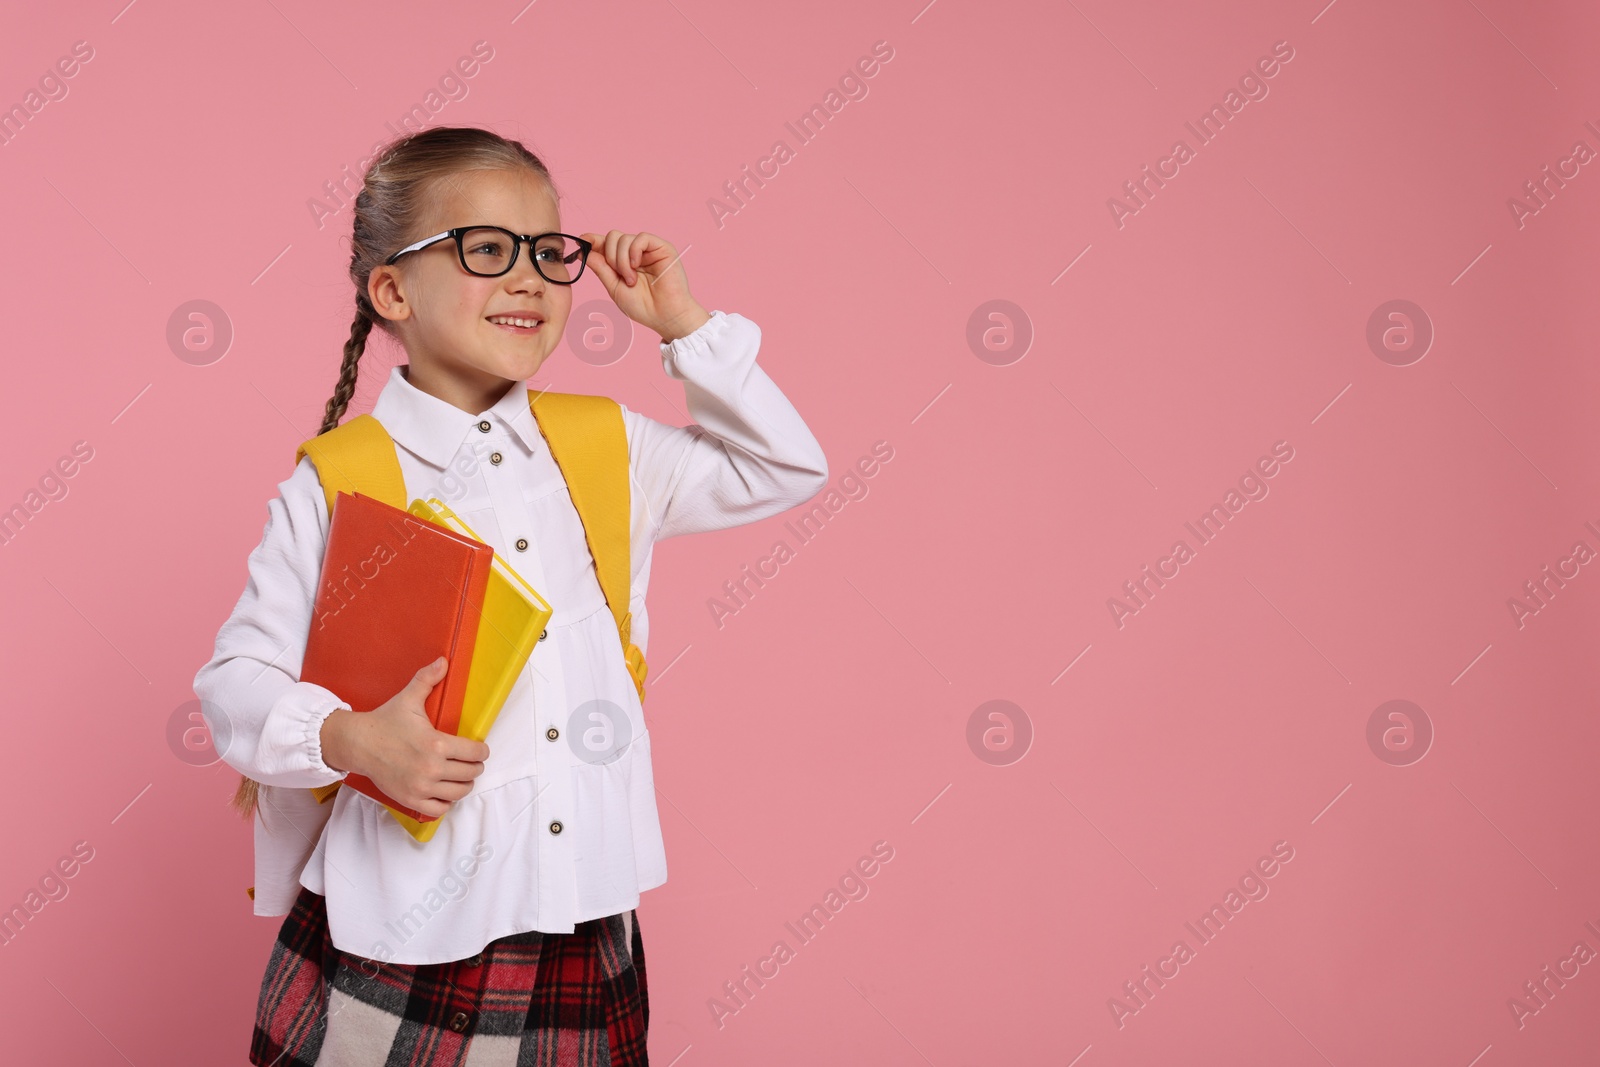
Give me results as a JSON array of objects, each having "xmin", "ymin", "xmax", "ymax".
[
  {"xmin": 295, "ymin": 414, "xmax": 407, "ymax": 512},
  {"xmin": 527, "ymin": 390, "xmax": 648, "ymax": 702}
]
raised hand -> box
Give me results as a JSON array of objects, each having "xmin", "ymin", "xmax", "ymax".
[{"xmin": 578, "ymin": 229, "xmax": 711, "ymax": 341}]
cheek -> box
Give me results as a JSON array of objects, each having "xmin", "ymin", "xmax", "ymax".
[
  {"xmin": 537, "ymin": 288, "xmax": 573, "ymax": 335},
  {"xmin": 411, "ymin": 264, "xmax": 475, "ymax": 322},
  {"xmin": 453, "ymin": 279, "xmax": 500, "ymax": 319}
]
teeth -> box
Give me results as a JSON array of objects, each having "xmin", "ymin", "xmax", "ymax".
[{"xmin": 490, "ymin": 316, "xmax": 540, "ymax": 327}]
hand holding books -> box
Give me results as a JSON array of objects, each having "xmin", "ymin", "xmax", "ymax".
[{"xmin": 319, "ymin": 656, "xmax": 489, "ymax": 820}]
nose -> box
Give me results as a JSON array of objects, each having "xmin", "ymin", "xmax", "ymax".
[{"xmin": 506, "ymin": 241, "xmax": 547, "ymax": 292}]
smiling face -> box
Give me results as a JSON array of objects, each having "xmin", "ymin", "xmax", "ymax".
[{"xmin": 367, "ymin": 166, "xmax": 576, "ymax": 414}]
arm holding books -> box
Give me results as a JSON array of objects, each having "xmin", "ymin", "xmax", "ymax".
[{"xmin": 193, "ymin": 458, "xmax": 487, "ymax": 815}]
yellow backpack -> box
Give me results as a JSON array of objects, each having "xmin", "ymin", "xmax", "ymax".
[{"xmin": 290, "ymin": 388, "xmax": 649, "ymax": 808}]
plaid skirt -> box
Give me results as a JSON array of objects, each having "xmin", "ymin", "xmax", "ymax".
[{"xmin": 250, "ymin": 886, "xmax": 649, "ymax": 1066}]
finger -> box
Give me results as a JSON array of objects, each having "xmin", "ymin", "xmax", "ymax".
[
  {"xmin": 631, "ymin": 233, "xmax": 678, "ymax": 281},
  {"xmin": 404, "ymin": 656, "xmax": 448, "ymax": 711},
  {"xmin": 604, "ymin": 229, "xmax": 626, "ymax": 282},
  {"xmin": 581, "ymin": 231, "xmax": 610, "ymax": 266},
  {"xmin": 617, "ymin": 233, "xmax": 637, "ymax": 284},
  {"xmin": 442, "ymin": 739, "xmax": 491, "ymax": 770},
  {"xmin": 581, "ymin": 240, "xmax": 622, "ymax": 291},
  {"xmin": 578, "ymin": 232, "xmax": 609, "ymax": 266},
  {"xmin": 430, "ymin": 779, "xmax": 475, "ymax": 802},
  {"xmin": 633, "ymin": 232, "xmax": 665, "ymax": 266},
  {"xmin": 577, "ymin": 233, "xmax": 625, "ymax": 292},
  {"xmin": 437, "ymin": 760, "xmax": 485, "ymax": 784}
]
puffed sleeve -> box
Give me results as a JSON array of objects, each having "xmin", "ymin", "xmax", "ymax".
[
  {"xmin": 622, "ymin": 310, "xmax": 829, "ymax": 541},
  {"xmin": 192, "ymin": 455, "xmax": 352, "ymax": 788}
]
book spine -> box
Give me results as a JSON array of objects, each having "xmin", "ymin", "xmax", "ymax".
[{"xmin": 438, "ymin": 546, "xmax": 493, "ymax": 737}]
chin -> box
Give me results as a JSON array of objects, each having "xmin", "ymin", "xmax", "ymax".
[
  {"xmin": 478, "ymin": 348, "xmax": 549, "ymax": 382},
  {"xmin": 513, "ymin": 350, "xmax": 551, "ymax": 379},
  {"xmin": 513, "ymin": 364, "xmax": 544, "ymax": 383}
]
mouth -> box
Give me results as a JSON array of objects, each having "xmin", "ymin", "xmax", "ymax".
[{"xmin": 487, "ymin": 313, "xmax": 544, "ymax": 335}]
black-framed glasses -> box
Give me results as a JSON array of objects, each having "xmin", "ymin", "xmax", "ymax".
[{"xmin": 385, "ymin": 226, "xmax": 592, "ymax": 284}]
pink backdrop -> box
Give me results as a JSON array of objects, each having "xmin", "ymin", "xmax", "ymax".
[{"xmin": 1, "ymin": 1, "xmax": 1597, "ymax": 1063}]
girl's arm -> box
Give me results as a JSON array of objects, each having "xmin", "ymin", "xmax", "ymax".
[
  {"xmin": 623, "ymin": 309, "xmax": 829, "ymax": 540},
  {"xmin": 192, "ymin": 457, "xmax": 354, "ymax": 789}
]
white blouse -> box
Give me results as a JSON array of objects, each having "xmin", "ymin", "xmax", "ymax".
[{"xmin": 193, "ymin": 310, "xmax": 828, "ymax": 965}]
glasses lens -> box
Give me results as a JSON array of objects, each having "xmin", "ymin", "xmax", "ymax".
[
  {"xmin": 459, "ymin": 229, "xmax": 585, "ymax": 282},
  {"xmin": 460, "ymin": 228, "xmax": 517, "ymax": 275},
  {"xmin": 531, "ymin": 234, "xmax": 584, "ymax": 283}
]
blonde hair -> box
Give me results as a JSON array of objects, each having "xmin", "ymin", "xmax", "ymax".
[{"xmin": 230, "ymin": 125, "xmax": 557, "ymax": 819}]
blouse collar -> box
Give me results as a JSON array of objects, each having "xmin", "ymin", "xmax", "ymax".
[{"xmin": 368, "ymin": 365, "xmax": 545, "ymax": 469}]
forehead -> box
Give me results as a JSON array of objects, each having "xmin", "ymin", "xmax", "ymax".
[{"xmin": 421, "ymin": 167, "xmax": 559, "ymax": 232}]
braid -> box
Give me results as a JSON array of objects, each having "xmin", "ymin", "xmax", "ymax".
[
  {"xmin": 230, "ymin": 775, "xmax": 259, "ymax": 817},
  {"xmin": 319, "ymin": 300, "xmax": 375, "ymax": 434}
]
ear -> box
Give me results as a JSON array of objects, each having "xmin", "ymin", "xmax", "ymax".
[{"xmin": 368, "ymin": 265, "xmax": 411, "ymax": 323}]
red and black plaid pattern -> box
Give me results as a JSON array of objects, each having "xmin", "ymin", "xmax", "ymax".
[{"xmin": 251, "ymin": 886, "xmax": 649, "ymax": 1066}]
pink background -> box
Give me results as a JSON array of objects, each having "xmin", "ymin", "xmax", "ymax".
[{"xmin": 1, "ymin": 1, "xmax": 1597, "ymax": 1063}]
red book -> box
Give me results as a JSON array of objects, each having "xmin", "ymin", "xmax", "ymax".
[{"xmin": 301, "ymin": 491, "xmax": 493, "ymax": 823}]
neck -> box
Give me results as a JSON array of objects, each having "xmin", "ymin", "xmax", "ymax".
[{"xmin": 400, "ymin": 363, "xmax": 517, "ymax": 415}]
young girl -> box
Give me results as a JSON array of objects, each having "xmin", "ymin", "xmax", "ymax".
[{"xmin": 193, "ymin": 125, "xmax": 828, "ymax": 1066}]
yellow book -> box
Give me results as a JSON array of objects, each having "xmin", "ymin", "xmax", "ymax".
[{"xmin": 388, "ymin": 496, "xmax": 553, "ymax": 842}]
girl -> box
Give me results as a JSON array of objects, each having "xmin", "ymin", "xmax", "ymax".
[{"xmin": 193, "ymin": 125, "xmax": 828, "ymax": 1066}]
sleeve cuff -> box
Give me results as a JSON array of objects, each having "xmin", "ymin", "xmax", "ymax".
[
  {"xmin": 305, "ymin": 691, "xmax": 351, "ymax": 780},
  {"xmin": 659, "ymin": 309, "xmax": 741, "ymax": 373},
  {"xmin": 261, "ymin": 681, "xmax": 352, "ymax": 786}
]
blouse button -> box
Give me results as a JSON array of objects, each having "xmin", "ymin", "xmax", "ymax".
[
  {"xmin": 546, "ymin": 726, "xmax": 559, "ymax": 741},
  {"xmin": 515, "ymin": 538, "xmax": 528, "ymax": 551},
  {"xmin": 465, "ymin": 953, "xmax": 483, "ymax": 967},
  {"xmin": 448, "ymin": 1011, "xmax": 471, "ymax": 1032},
  {"xmin": 539, "ymin": 629, "xmax": 548, "ymax": 642},
  {"xmin": 549, "ymin": 820, "xmax": 563, "ymax": 834},
  {"xmin": 490, "ymin": 451, "xmax": 503, "ymax": 465},
  {"xmin": 476, "ymin": 420, "xmax": 491, "ymax": 433}
]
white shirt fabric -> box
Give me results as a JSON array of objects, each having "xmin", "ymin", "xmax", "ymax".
[{"xmin": 193, "ymin": 310, "xmax": 827, "ymax": 965}]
